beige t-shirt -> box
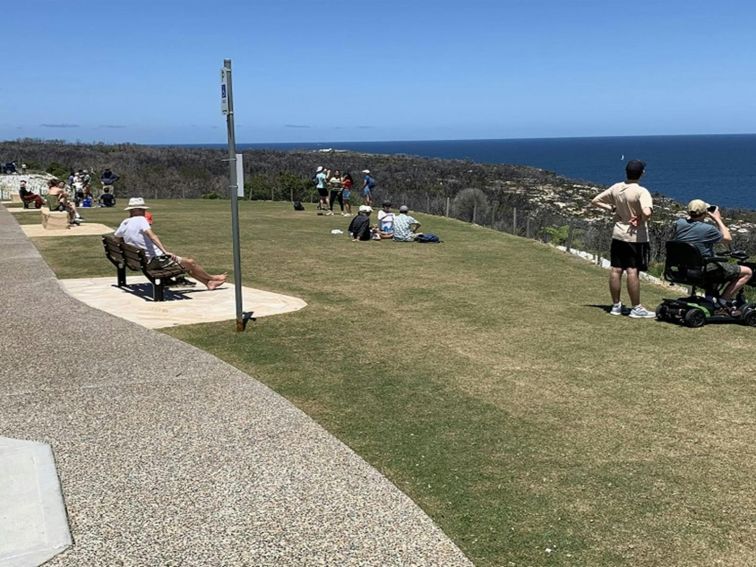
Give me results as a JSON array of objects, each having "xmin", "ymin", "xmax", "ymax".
[{"xmin": 593, "ymin": 182, "xmax": 653, "ymax": 242}]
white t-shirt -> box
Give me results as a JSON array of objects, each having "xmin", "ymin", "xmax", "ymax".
[
  {"xmin": 377, "ymin": 210, "xmax": 395, "ymax": 233},
  {"xmin": 114, "ymin": 215, "xmax": 160, "ymax": 260}
]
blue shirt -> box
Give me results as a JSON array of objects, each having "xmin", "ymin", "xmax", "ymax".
[{"xmin": 673, "ymin": 218, "xmax": 721, "ymax": 257}]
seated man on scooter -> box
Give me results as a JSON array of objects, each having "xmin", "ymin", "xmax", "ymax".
[{"xmin": 672, "ymin": 199, "xmax": 753, "ymax": 315}]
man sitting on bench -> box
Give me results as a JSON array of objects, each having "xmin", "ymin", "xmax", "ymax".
[{"xmin": 114, "ymin": 197, "xmax": 227, "ymax": 290}]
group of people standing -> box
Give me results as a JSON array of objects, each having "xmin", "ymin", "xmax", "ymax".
[
  {"xmin": 313, "ymin": 166, "xmax": 376, "ymax": 215},
  {"xmin": 66, "ymin": 168, "xmax": 119, "ymax": 207}
]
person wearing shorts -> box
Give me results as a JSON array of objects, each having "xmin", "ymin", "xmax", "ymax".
[
  {"xmin": 115, "ymin": 197, "xmax": 227, "ymax": 290},
  {"xmin": 315, "ymin": 166, "xmax": 328, "ymax": 210},
  {"xmin": 592, "ymin": 160, "xmax": 655, "ymax": 318},
  {"xmin": 672, "ymin": 199, "xmax": 753, "ymax": 315},
  {"xmin": 341, "ymin": 171, "xmax": 353, "ymax": 215}
]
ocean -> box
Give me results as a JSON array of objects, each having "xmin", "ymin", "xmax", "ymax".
[{"xmin": 233, "ymin": 134, "xmax": 756, "ymax": 211}]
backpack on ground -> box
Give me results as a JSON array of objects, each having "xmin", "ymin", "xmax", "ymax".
[
  {"xmin": 293, "ymin": 200, "xmax": 305, "ymax": 211},
  {"xmin": 415, "ymin": 233, "xmax": 441, "ymax": 243}
]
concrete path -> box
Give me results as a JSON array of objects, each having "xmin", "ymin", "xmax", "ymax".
[{"xmin": 0, "ymin": 206, "xmax": 471, "ymax": 566}]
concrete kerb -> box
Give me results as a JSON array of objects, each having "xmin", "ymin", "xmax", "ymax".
[{"xmin": 0, "ymin": 206, "xmax": 471, "ymax": 565}]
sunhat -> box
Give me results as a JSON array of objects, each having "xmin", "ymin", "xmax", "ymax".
[
  {"xmin": 361, "ymin": 169, "xmax": 370, "ymax": 174},
  {"xmin": 125, "ymin": 197, "xmax": 150, "ymax": 210},
  {"xmin": 358, "ymin": 205, "xmax": 372, "ymax": 213}
]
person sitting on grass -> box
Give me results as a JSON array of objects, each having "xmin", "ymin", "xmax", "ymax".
[
  {"xmin": 114, "ymin": 198, "xmax": 227, "ymax": 290},
  {"xmin": 348, "ymin": 205, "xmax": 376, "ymax": 241},
  {"xmin": 393, "ymin": 206, "xmax": 421, "ymax": 242},
  {"xmin": 19, "ymin": 180, "xmax": 45, "ymax": 209},
  {"xmin": 377, "ymin": 200, "xmax": 395, "ymax": 239},
  {"xmin": 99, "ymin": 186, "xmax": 116, "ymax": 207}
]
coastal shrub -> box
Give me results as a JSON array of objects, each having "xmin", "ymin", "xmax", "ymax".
[
  {"xmin": 452, "ymin": 187, "xmax": 490, "ymax": 223},
  {"xmin": 45, "ymin": 161, "xmax": 69, "ymax": 179},
  {"xmin": 543, "ymin": 224, "xmax": 570, "ymax": 245}
]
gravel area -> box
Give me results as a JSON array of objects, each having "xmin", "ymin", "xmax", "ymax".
[{"xmin": 0, "ymin": 205, "xmax": 471, "ymax": 566}]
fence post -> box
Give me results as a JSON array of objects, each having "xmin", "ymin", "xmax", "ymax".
[
  {"xmin": 473, "ymin": 203, "xmax": 477, "ymax": 224},
  {"xmin": 566, "ymin": 223, "xmax": 574, "ymax": 253},
  {"xmin": 490, "ymin": 204, "xmax": 497, "ymax": 228},
  {"xmin": 526, "ymin": 217, "xmax": 531, "ymax": 239},
  {"xmin": 290, "ymin": 187, "xmax": 294, "ymax": 202},
  {"xmin": 426, "ymin": 193, "xmax": 430, "ymax": 213},
  {"xmin": 512, "ymin": 207, "xmax": 517, "ymax": 235},
  {"xmin": 446, "ymin": 196, "xmax": 450, "ymax": 217},
  {"xmin": 271, "ymin": 186, "xmax": 275, "ymax": 201}
]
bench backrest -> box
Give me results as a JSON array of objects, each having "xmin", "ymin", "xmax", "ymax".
[
  {"xmin": 119, "ymin": 241, "xmax": 147, "ymax": 272},
  {"xmin": 102, "ymin": 235, "xmax": 126, "ymax": 265}
]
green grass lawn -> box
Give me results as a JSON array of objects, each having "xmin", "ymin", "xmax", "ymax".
[{"xmin": 19, "ymin": 201, "xmax": 756, "ymax": 566}]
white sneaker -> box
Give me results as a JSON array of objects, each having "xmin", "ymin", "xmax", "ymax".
[
  {"xmin": 629, "ymin": 305, "xmax": 655, "ymax": 319},
  {"xmin": 610, "ymin": 303, "xmax": 623, "ymax": 316}
]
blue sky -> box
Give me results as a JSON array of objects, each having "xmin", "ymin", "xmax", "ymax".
[{"xmin": 2, "ymin": 0, "xmax": 756, "ymax": 144}]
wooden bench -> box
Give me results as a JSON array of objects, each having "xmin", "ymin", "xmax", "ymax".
[{"xmin": 102, "ymin": 235, "xmax": 192, "ymax": 301}]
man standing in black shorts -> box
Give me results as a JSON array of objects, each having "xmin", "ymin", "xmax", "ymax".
[{"xmin": 592, "ymin": 160, "xmax": 655, "ymax": 318}]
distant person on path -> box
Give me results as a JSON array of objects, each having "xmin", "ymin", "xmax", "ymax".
[
  {"xmin": 591, "ymin": 159, "xmax": 655, "ymax": 318},
  {"xmin": 19, "ymin": 180, "xmax": 44, "ymax": 209},
  {"xmin": 115, "ymin": 198, "xmax": 227, "ymax": 290},
  {"xmin": 341, "ymin": 171, "xmax": 354, "ymax": 215},
  {"xmin": 361, "ymin": 169, "xmax": 375, "ymax": 206},
  {"xmin": 327, "ymin": 169, "xmax": 346, "ymax": 216},
  {"xmin": 377, "ymin": 200, "xmax": 395, "ymax": 239},
  {"xmin": 314, "ymin": 166, "xmax": 329, "ymax": 211},
  {"xmin": 393, "ymin": 206, "xmax": 421, "ymax": 242},
  {"xmin": 672, "ymin": 199, "xmax": 753, "ymax": 315},
  {"xmin": 99, "ymin": 187, "xmax": 116, "ymax": 207},
  {"xmin": 348, "ymin": 205, "xmax": 374, "ymax": 241}
]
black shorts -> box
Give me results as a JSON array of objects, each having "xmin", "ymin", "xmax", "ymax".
[
  {"xmin": 317, "ymin": 188, "xmax": 328, "ymax": 198},
  {"xmin": 610, "ymin": 239, "xmax": 650, "ymax": 271}
]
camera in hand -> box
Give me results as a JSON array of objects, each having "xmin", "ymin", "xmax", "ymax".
[{"xmin": 707, "ymin": 205, "xmax": 718, "ymax": 213}]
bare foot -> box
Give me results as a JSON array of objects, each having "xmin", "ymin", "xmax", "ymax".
[
  {"xmin": 207, "ymin": 279, "xmax": 224, "ymax": 290},
  {"xmin": 212, "ymin": 273, "xmax": 227, "ymax": 283}
]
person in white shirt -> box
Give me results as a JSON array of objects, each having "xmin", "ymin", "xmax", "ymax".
[
  {"xmin": 377, "ymin": 201, "xmax": 395, "ymax": 239},
  {"xmin": 114, "ymin": 198, "xmax": 227, "ymax": 290}
]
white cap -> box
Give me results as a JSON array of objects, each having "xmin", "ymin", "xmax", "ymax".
[
  {"xmin": 361, "ymin": 169, "xmax": 370, "ymax": 174},
  {"xmin": 358, "ymin": 205, "xmax": 372, "ymax": 213}
]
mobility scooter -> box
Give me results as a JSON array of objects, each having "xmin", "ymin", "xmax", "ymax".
[{"xmin": 656, "ymin": 240, "xmax": 756, "ymax": 328}]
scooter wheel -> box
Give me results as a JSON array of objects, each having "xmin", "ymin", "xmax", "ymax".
[
  {"xmin": 743, "ymin": 311, "xmax": 756, "ymax": 328},
  {"xmin": 684, "ymin": 308, "xmax": 706, "ymax": 328}
]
